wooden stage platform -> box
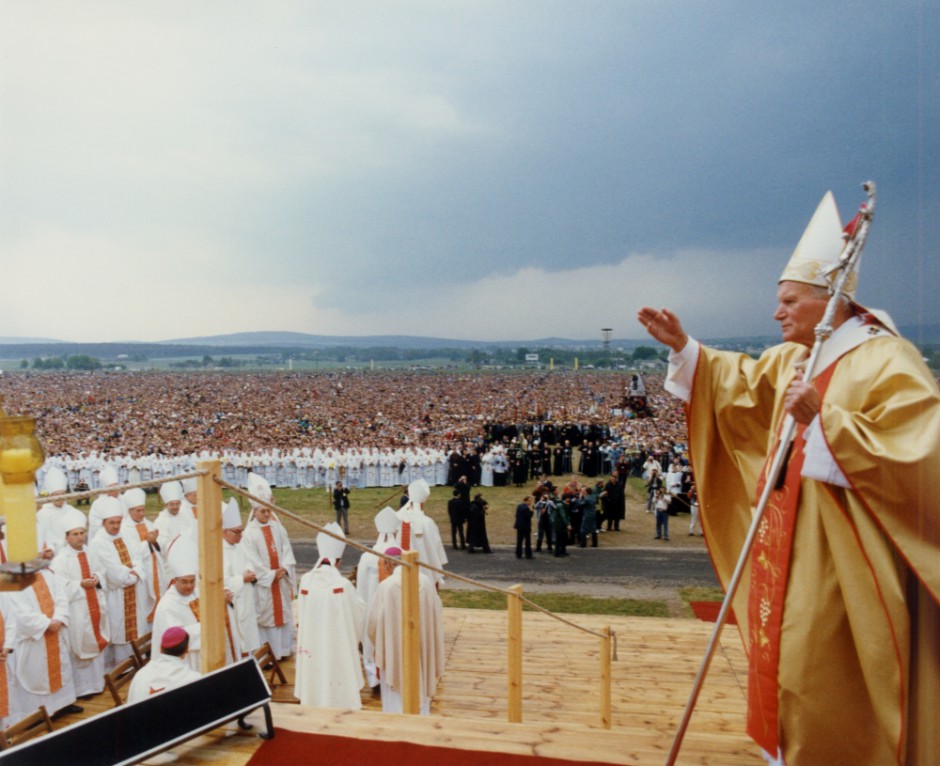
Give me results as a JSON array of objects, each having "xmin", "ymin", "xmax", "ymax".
[{"xmin": 59, "ymin": 608, "xmax": 763, "ymax": 766}]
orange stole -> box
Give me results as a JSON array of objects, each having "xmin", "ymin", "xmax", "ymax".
[
  {"xmin": 135, "ymin": 524, "xmax": 163, "ymax": 620},
  {"xmin": 31, "ymin": 576, "xmax": 63, "ymax": 693},
  {"xmin": 188, "ymin": 599, "xmax": 237, "ymax": 663},
  {"xmin": 260, "ymin": 526, "xmax": 285, "ymax": 627},
  {"xmin": 400, "ymin": 521, "xmax": 412, "ymax": 552},
  {"xmin": 77, "ymin": 552, "xmax": 109, "ymax": 652},
  {"xmin": 113, "ymin": 538, "xmax": 139, "ymax": 642},
  {"xmin": 746, "ymin": 364, "xmax": 837, "ymax": 755},
  {"xmin": 0, "ymin": 611, "xmax": 7, "ymax": 718}
]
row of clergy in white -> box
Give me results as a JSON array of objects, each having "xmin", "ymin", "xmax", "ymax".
[
  {"xmin": 0, "ymin": 477, "xmax": 448, "ymax": 727},
  {"xmin": 35, "ymin": 447, "xmax": 456, "ymax": 494}
]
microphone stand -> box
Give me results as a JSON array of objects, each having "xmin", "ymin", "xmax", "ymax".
[{"xmin": 664, "ymin": 181, "xmax": 876, "ymax": 766}]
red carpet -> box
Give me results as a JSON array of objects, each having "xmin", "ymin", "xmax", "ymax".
[
  {"xmin": 689, "ymin": 601, "xmax": 737, "ymax": 625},
  {"xmin": 247, "ymin": 727, "xmax": 616, "ymax": 766}
]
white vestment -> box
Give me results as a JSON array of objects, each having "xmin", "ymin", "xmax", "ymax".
[
  {"xmin": 90, "ymin": 528, "xmax": 151, "ymax": 671},
  {"xmin": 121, "ymin": 518, "xmax": 170, "ymax": 621},
  {"xmin": 12, "ymin": 570, "xmax": 78, "ymax": 716},
  {"xmin": 0, "ymin": 594, "xmax": 23, "ymax": 728},
  {"xmin": 51, "ymin": 545, "xmax": 110, "ymax": 696},
  {"xmin": 154, "ymin": 508, "xmax": 197, "ymax": 552},
  {"xmin": 222, "ymin": 539, "xmax": 263, "ymax": 655},
  {"xmin": 355, "ymin": 535, "xmax": 397, "ymax": 687},
  {"xmin": 243, "ymin": 519, "xmax": 296, "ymax": 659},
  {"xmin": 295, "ymin": 563, "xmax": 366, "ymax": 709},
  {"xmin": 127, "ymin": 653, "xmax": 202, "ymax": 704},
  {"xmin": 396, "ymin": 506, "xmax": 448, "ymax": 587},
  {"xmin": 151, "ymin": 586, "xmax": 202, "ymax": 672},
  {"xmin": 152, "ymin": 586, "xmax": 241, "ymax": 672},
  {"xmin": 366, "ymin": 567, "xmax": 445, "ymax": 715}
]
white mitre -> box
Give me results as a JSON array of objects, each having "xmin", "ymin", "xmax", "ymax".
[
  {"xmin": 221, "ymin": 498, "xmax": 242, "ymax": 530},
  {"xmin": 168, "ymin": 536, "xmax": 198, "ymax": 579},
  {"xmin": 781, "ymin": 190, "xmax": 897, "ymax": 334},
  {"xmin": 316, "ymin": 522, "xmax": 346, "ymax": 562}
]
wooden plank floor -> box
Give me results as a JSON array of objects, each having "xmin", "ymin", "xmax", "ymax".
[{"xmin": 47, "ymin": 608, "xmax": 762, "ymax": 766}]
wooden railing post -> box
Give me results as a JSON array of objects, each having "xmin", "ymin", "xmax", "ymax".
[
  {"xmin": 508, "ymin": 584, "xmax": 523, "ymax": 723},
  {"xmin": 401, "ymin": 550, "xmax": 421, "ymax": 714},
  {"xmin": 600, "ymin": 625, "xmax": 612, "ymax": 729},
  {"xmin": 196, "ymin": 460, "xmax": 225, "ymax": 673}
]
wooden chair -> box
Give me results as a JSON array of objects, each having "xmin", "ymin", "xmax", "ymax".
[
  {"xmin": 104, "ymin": 655, "xmax": 140, "ymax": 707},
  {"xmin": 130, "ymin": 631, "xmax": 152, "ymax": 667},
  {"xmin": 0, "ymin": 706, "xmax": 54, "ymax": 750},
  {"xmin": 252, "ymin": 642, "xmax": 294, "ymax": 703}
]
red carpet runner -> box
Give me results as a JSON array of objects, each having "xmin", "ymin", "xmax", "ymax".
[
  {"xmin": 689, "ymin": 601, "xmax": 736, "ymax": 625},
  {"xmin": 247, "ymin": 728, "xmax": 617, "ymax": 766}
]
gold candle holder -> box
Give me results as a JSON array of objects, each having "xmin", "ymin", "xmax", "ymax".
[{"xmin": 0, "ymin": 415, "xmax": 48, "ymax": 588}]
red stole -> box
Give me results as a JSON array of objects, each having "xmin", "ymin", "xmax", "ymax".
[
  {"xmin": 77, "ymin": 551, "xmax": 109, "ymax": 652},
  {"xmin": 260, "ymin": 526, "xmax": 285, "ymax": 627},
  {"xmin": 746, "ymin": 363, "xmax": 837, "ymax": 754},
  {"xmin": 32, "ymin": 576, "xmax": 63, "ymax": 693},
  {"xmin": 113, "ymin": 538, "xmax": 139, "ymax": 642}
]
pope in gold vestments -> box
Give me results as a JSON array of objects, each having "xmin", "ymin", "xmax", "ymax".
[{"xmin": 679, "ymin": 331, "xmax": 939, "ymax": 765}]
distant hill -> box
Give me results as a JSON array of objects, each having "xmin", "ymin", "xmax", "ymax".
[
  {"xmin": 0, "ymin": 323, "xmax": 936, "ymax": 363},
  {"xmin": 0, "ymin": 336, "xmax": 64, "ymax": 344},
  {"xmin": 162, "ymin": 331, "xmax": 650, "ymax": 351}
]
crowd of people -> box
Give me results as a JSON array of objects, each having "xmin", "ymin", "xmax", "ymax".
[
  {"xmin": 0, "ymin": 370, "xmax": 690, "ymax": 494},
  {"xmin": 0, "ymin": 471, "xmax": 449, "ymax": 730},
  {"xmin": 0, "ymin": 368, "xmax": 695, "ymax": 737}
]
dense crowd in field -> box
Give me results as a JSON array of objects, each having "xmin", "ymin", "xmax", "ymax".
[{"xmin": 1, "ymin": 370, "xmax": 690, "ymax": 490}]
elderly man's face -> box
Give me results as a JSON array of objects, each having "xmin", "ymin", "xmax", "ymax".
[
  {"xmin": 128, "ymin": 505, "xmax": 146, "ymax": 523},
  {"xmin": 175, "ymin": 575, "xmax": 197, "ymax": 597},
  {"xmin": 773, "ymin": 281, "xmax": 829, "ymax": 347},
  {"xmin": 103, "ymin": 517, "xmax": 123, "ymax": 536}
]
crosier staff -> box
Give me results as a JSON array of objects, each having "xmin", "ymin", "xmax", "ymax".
[{"xmin": 664, "ymin": 181, "xmax": 877, "ymax": 766}]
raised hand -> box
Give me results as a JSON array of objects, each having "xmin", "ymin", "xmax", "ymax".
[{"xmin": 637, "ymin": 307, "xmax": 689, "ymax": 353}]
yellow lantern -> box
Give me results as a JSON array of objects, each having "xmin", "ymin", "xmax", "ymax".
[{"xmin": 0, "ymin": 415, "xmax": 46, "ymax": 563}]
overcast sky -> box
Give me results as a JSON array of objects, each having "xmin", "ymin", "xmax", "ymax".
[{"xmin": 2, "ymin": 2, "xmax": 937, "ymax": 343}]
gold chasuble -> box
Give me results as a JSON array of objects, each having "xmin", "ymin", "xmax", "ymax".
[{"xmin": 685, "ymin": 334, "xmax": 940, "ymax": 765}]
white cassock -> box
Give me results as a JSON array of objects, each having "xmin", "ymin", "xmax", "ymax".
[
  {"xmin": 151, "ymin": 586, "xmax": 241, "ymax": 672},
  {"xmin": 366, "ymin": 567, "xmax": 445, "ymax": 715},
  {"xmin": 51, "ymin": 545, "xmax": 110, "ymax": 696},
  {"xmin": 243, "ymin": 519, "xmax": 296, "ymax": 660},
  {"xmin": 121, "ymin": 518, "xmax": 170, "ymax": 621},
  {"xmin": 0, "ymin": 593, "xmax": 23, "ymax": 728},
  {"xmin": 90, "ymin": 528, "xmax": 151, "ymax": 671},
  {"xmin": 355, "ymin": 536, "xmax": 397, "ymax": 688},
  {"xmin": 127, "ymin": 653, "xmax": 202, "ymax": 704},
  {"xmin": 153, "ymin": 509, "xmax": 197, "ymax": 552},
  {"xmin": 295, "ymin": 563, "xmax": 366, "ymax": 709},
  {"xmin": 480, "ymin": 454, "xmax": 494, "ymax": 487},
  {"xmin": 151, "ymin": 586, "xmax": 202, "ymax": 672},
  {"xmin": 222, "ymin": 539, "xmax": 263, "ymax": 655},
  {"xmin": 396, "ymin": 507, "xmax": 448, "ymax": 588},
  {"xmin": 12, "ymin": 570, "xmax": 78, "ymax": 716}
]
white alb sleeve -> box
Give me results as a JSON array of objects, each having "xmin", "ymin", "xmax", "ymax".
[
  {"xmin": 664, "ymin": 338, "xmax": 700, "ymax": 403},
  {"xmin": 801, "ymin": 416, "xmax": 850, "ymax": 488}
]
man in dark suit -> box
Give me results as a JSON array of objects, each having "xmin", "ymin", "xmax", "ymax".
[
  {"xmin": 514, "ymin": 496, "xmax": 534, "ymax": 560},
  {"xmin": 448, "ymin": 479, "xmax": 470, "ymax": 549}
]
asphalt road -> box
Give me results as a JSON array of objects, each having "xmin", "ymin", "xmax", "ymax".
[{"xmin": 293, "ymin": 540, "xmax": 720, "ymax": 593}]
